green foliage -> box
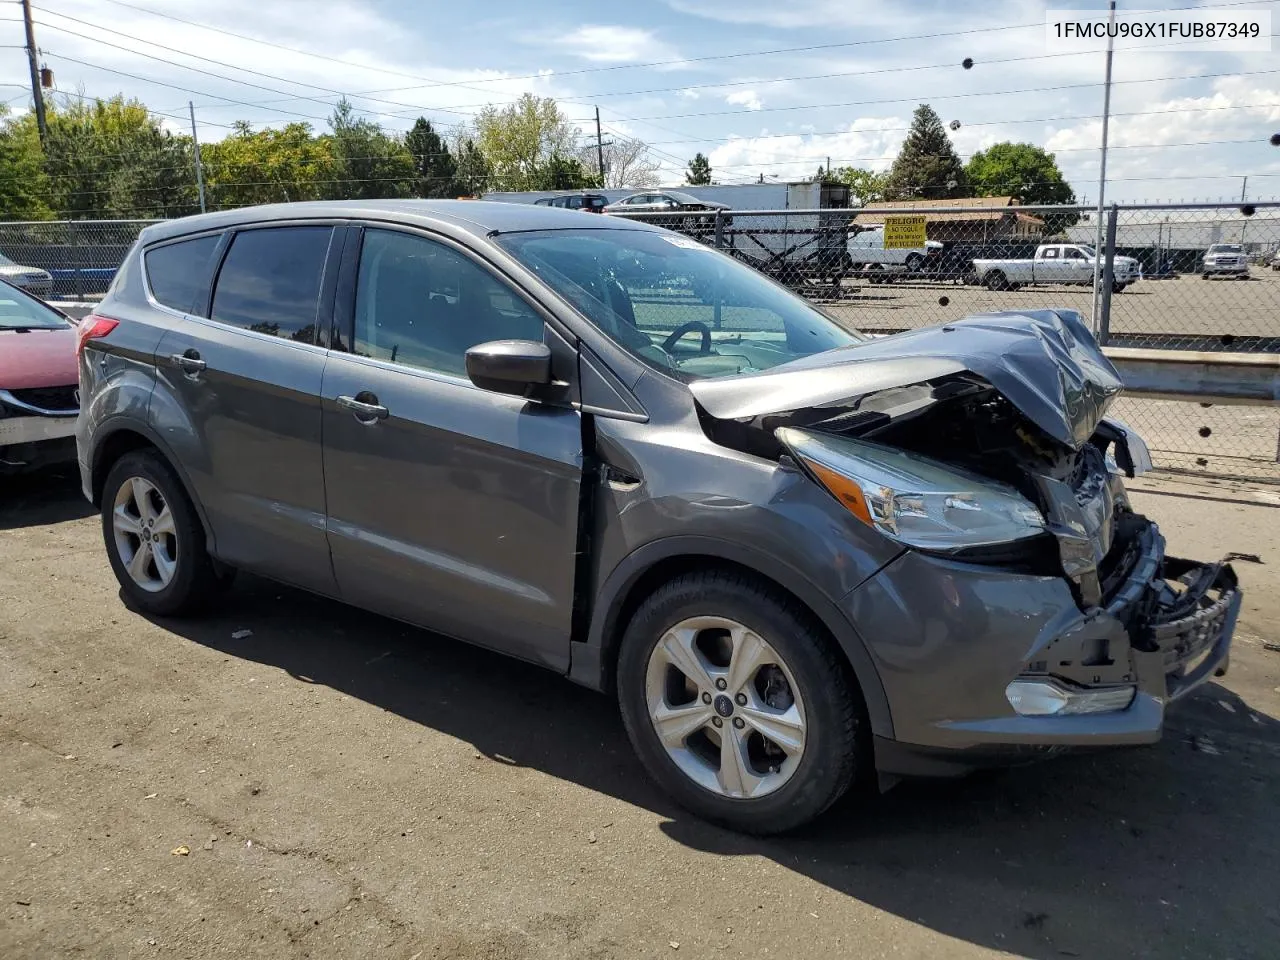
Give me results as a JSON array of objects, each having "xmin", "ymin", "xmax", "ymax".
[
  {"xmin": 884, "ymin": 104, "xmax": 968, "ymax": 201},
  {"xmin": 473, "ymin": 94, "xmax": 581, "ymax": 191},
  {"xmin": 325, "ymin": 99, "xmax": 415, "ymax": 200},
  {"xmin": 453, "ymin": 137, "xmax": 491, "ymax": 196},
  {"xmin": 830, "ymin": 167, "xmax": 888, "ymax": 205},
  {"xmin": 203, "ymin": 121, "xmax": 336, "ymax": 207},
  {"xmin": 686, "ymin": 152, "xmax": 711, "ymax": 185},
  {"xmin": 529, "ymin": 152, "xmax": 597, "ymax": 191},
  {"xmin": 964, "ymin": 142, "xmax": 1076, "ymax": 205},
  {"xmin": 0, "ymin": 105, "xmax": 51, "ymax": 219},
  {"xmin": 405, "ymin": 117, "xmax": 459, "ymax": 198}
]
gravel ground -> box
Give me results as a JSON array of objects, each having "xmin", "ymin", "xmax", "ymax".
[{"xmin": 2, "ymin": 467, "xmax": 1279, "ymax": 960}]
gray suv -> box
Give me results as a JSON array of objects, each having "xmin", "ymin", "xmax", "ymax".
[{"xmin": 76, "ymin": 200, "xmax": 1240, "ymax": 834}]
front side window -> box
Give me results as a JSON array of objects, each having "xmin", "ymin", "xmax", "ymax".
[
  {"xmin": 353, "ymin": 228, "xmax": 545, "ymax": 377},
  {"xmin": 145, "ymin": 234, "xmax": 221, "ymax": 314},
  {"xmin": 211, "ymin": 226, "xmax": 333, "ymax": 343},
  {"xmin": 0, "ymin": 282, "xmax": 71, "ymax": 330},
  {"xmin": 495, "ymin": 228, "xmax": 859, "ymax": 381}
]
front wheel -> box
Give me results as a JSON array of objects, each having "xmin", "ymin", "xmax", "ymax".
[
  {"xmin": 101, "ymin": 449, "xmax": 225, "ymax": 617},
  {"xmin": 984, "ymin": 270, "xmax": 1007, "ymax": 291},
  {"xmin": 905, "ymin": 253, "xmax": 924, "ymax": 273},
  {"xmin": 617, "ymin": 571, "xmax": 865, "ymax": 835}
]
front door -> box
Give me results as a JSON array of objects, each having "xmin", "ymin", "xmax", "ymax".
[
  {"xmin": 320, "ymin": 226, "xmax": 583, "ymax": 669},
  {"xmin": 152, "ymin": 223, "xmax": 342, "ymax": 594}
]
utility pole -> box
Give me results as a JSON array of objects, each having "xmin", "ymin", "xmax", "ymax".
[
  {"xmin": 1240, "ymin": 175, "xmax": 1248, "ymax": 248},
  {"xmin": 189, "ymin": 102, "xmax": 207, "ymax": 214},
  {"xmin": 1090, "ymin": 0, "xmax": 1117, "ymax": 333},
  {"xmin": 594, "ymin": 107, "xmax": 605, "ymax": 186},
  {"xmin": 21, "ymin": 0, "xmax": 48, "ymax": 148}
]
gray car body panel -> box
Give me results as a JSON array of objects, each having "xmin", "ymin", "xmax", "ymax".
[{"xmin": 77, "ymin": 200, "xmax": 1235, "ymax": 781}]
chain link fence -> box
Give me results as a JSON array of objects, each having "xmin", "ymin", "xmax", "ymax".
[{"xmin": 1, "ymin": 204, "xmax": 1277, "ymax": 480}]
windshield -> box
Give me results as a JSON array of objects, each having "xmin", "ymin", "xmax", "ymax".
[
  {"xmin": 1211, "ymin": 244, "xmax": 1243, "ymax": 253},
  {"xmin": 495, "ymin": 228, "xmax": 861, "ymax": 380},
  {"xmin": 0, "ymin": 282, "xmax": 70, "ymax": 330},
  {"xmin": 1076, "ymin": 245, "xmax": 1097, "ymax": 258}
]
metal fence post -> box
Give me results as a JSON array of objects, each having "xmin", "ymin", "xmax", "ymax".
[
  {"xmin": 713, "ymin": 209, "xmax": 724, "ymax": 250},
  {"xmin": 71, "ymin": 220, "xmax": 83, "ymax": 300},
  {"xmin": 1097, "ymin": 203, "xmax": 1119, "ymax": 346}
]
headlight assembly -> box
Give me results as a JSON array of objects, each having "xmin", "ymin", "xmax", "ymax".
[{"xmin": 776, "ymin": 426, "xmax": 1046, "ymax": 551}]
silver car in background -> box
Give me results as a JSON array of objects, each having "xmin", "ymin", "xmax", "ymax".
[
  {"xmin": 1201, "ymin": 243, "xmax": 1249, "ymax": 278},
  {"xmin": 0, "ymin": 251, "xmax": 53, "ymax": 298}
]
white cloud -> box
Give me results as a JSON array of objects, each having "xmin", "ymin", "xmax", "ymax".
[
  {"xmin": 552, "ymin": 25, "xmax": 679, "ymax": 64},
  {"xmin": 725, "ymin": 90, "xmax": 763, "ymax": 111}
]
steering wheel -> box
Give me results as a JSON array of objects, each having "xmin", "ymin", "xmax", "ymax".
[{"xmin": 662, "ymin": 320, "xmax": 712, "ymax": 355}]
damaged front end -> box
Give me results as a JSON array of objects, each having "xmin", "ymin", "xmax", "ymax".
[{"xmin": 691, "ymin": 309, "xmax": 1240, "ymax": 744}]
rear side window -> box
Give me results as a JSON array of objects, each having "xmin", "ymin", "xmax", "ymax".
[
  {"xmin": 211, "ymin": 227, "xmax": 333, "ymax": 343},
  {"xmin": 144, "ymin": 235, "xmax": 220, "ymax": 314}
]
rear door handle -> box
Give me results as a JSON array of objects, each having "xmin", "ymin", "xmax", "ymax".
[
  {"xmin": 336, "ymin": 393, "xmax": 389, "ymax": 422},
  {"xmin": 169, "ymin": 351, "xmax": 206, "ymax": 375}
]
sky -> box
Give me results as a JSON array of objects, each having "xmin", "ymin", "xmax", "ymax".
[{"xmin": 1, "ymin": 0, "xmax": 1277, "ymax": 203}]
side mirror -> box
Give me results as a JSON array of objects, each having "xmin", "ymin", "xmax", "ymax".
[{"xmin": 465, "ymin": 339, "xmax": 552, "ymax": 396}]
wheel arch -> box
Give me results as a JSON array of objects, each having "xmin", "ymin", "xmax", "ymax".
[
  {"xmin": 569, "ymin": 536, "xmax": 894, "ymax": 740},
  {"xmin": 89, "ymin": 421, "xmax": 215, "ymax": 549}
]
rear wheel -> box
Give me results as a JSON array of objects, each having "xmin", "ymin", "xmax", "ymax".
[
  {"xmin": 617, "ymin": 570, "xmax": 865, "ymax": 835},
  {"xmin": 984, "ymin": 270, "xmax": 1008, "ymax": 291},
  {"xmin": 905, "ymin": 253, "xmax": 924, "ymax": 273},
  {"xmin": 101, "ymin": 450, "xmax": 225, "ymax": 617}
]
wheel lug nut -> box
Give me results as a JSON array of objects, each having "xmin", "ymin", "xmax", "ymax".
[
  {"xmin": 701, "ymin": 692, "xmax": 712, "ymax": 704},
  {"xmin": 733, "ymin": 717, "xmax": 745, "ymax": 729},
  {"xmin": 735, "ymin": 693, "xmax": 747, "ymax": 706},
  {"xmin": 711, "ymin": 717, "xmax": 723, "ymax": 728},
  {"xmin": 715, "ymin": 678, "xmax": 727, "ymax": 690}
]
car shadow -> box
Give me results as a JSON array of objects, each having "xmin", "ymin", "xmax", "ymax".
[
  {"xmin": 151, "ymin": 573, "xmax": 1280, "ymax": 959},
  {"xmin": 0, "ymin": 466, "xmax": 95, "ymax": 530}
]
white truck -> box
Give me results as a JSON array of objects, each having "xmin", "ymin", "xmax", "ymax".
[
  {"xmin": 846, "ymin": 225, "xmax": 944, "ymax": 275},
  {"xmin": 971, "ymin": 243, "xmax": 1141, "ymax": 292}
]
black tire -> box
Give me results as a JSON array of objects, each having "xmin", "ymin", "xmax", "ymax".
[
  {"xmin": 101, "ymin": 449, "xmax": 225, "ymax": 617},
  {"xmin": 616, "ymin": 570, "xmax": 866, "ymax": 835},
  {"xmin": 985, "ymin": 270, "xmax": 1007, "ymax": 291},
  {"xmin": 1112, "ymin": 281, "xmax": 1127, "ymax": 293},
  {"xmin": 1202, "ymin": 273, "xmax": 1211, "ymax": 280},
  {"xmin": 905, "ymin": 253, "xmax": 924, "ymax": 273}
]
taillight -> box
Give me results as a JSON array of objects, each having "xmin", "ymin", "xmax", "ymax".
[{"xmin": 76, "ymin": 314, "xmax": 119, "ymax": 356}]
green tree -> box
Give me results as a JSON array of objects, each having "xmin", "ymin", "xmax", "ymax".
[
  {"xmin": 831, "ymin": 166, "xmax": 888, "ymax": 205},
  {"xmin": 326, "ymin": 99, "xmax": 415, "ymax": 200},
  {"xmin": 203, "ymin": 121, "xmax": 336, "ymax": 207},
  {"xmin": 0, "ymin": 104, "xmax": 51, "ymax": 219},
  {"xmin": 529, "ymin": 152, "xmax": 597, "ymax": 190},
  {"xmin": 405, "ymin": 117, "xmax": 459, "ymax": 198},
  {"xmin": 884, "ymin": 104, "xmax": 968, "ymax": 200},
  {"xmin": 964, "ymin": 142, "xmax": 1075, "ymax": 205},
  {"xmin": 473, "ymin": 94, "xmax": 580, "ymax": 191},
  {"xmin": 453, "ymin": 136, "xmax": 490, "ymax": 195},
  {"xmin": 34, "ymin": 95, "xmax": 198, "ymax": 218},
  {"xmin": 686, "ymin": 152, "xmax": 711, "ymax": 185}
]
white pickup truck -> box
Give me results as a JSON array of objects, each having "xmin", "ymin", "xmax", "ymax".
[{"xmin": 971, "ymin": 243, "xmax": 1141, "ymax": 292}]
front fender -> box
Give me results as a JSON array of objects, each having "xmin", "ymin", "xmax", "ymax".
[{"xmin": 570, "ymin": 533, "xmax": 896, "ymax": 740}]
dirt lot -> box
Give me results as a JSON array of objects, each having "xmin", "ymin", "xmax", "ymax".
[
  {"xmin": 2, "ymin": 467, "xmax": 1279, "ymax": 959},
  {"xmin": 822, "ymin": 268, "xmax": 1280, "ymax": 345}
]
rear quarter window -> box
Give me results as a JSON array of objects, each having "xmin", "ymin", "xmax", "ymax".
[
  {"xmin": 144, "ymin": 234, "xmax": 221, "ymax": 314},
  {"xmin": 210, "ymin": 226, "xmax": 333, "ymax": 343}
]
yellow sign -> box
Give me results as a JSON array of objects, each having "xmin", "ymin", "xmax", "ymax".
[{"xmin": 883, "ymin": 215, "xmax": 928, "ymax": 249}]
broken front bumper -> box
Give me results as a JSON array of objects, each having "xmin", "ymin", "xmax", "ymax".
[{"xmin": 846, "ymin": 514, "xmax": 1241, "ymax": 777}]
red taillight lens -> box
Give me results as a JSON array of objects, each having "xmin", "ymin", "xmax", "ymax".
[{"xmin": 75, "ymin": 314, "xmax": 119, "ymax": 356}]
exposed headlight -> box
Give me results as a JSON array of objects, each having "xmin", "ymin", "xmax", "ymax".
[
  {"xmin": 775, "ymin": 427, "xmax": 1045, "ymax": 550},
  {"xmin": 1006, "ymin": 678, "xmax": 1136, "ymax": 716}
]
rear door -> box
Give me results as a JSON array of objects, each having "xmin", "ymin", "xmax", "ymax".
[
  {"xmin": 1035, "ymin": 245, "xmax": 1068, "ymax": 282},
  {"xmin": 319, "ymin": 225, "xmax": 583, "ymax": 669},
  {"xmin": 152, "ymin": 222, "xmax": 343, "ymax": 593}
]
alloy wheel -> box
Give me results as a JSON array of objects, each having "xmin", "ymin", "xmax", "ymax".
[
  {"xmin": 111, "ymin": 476, "xmax": 178, "ymax": 593},
  {"xmin": 644, "ymin": 616, "xmax": 807, "ymax": 799}
]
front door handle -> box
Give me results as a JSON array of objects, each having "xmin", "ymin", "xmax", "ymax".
[
  {"xmin": 169, "ymin": 350, "xmax": 206, "ymax": 375},
  {"xmin": 336, "ymin": 393, "xmax": 389, "ymax": 422}
]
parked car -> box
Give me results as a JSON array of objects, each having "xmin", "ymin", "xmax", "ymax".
[
  {"xmin": 1271, "ymin": 250, "xmax": 1280, "ymax": 271},
  {"xmin": 602, "ymin": 191, "xmax": 732, "ymax": 228},
  {"xmin": 972, "ymin": 243, "xmax": 1141, "ymax": 292},
  {"xmin": 846, "ymin": 225, "xmax": 944, "ymax": 276},
  {"xmin": 0, "ymin": 251, "xmax": 53, "ymax": 299},
  {"xmin": 533, "ymin": 193, "xmax": 608, "ymax": 213},
  {"xmin": 1201, "ymin": 243, "xmax": 1249, "ymax": 279},
  {"xmin": 77, "ymin": 200, "xmax": 1240, "ymax": 834},
  {"xmin": 0, "ymin": 280, "xmax": 80, "ymax": 471}
]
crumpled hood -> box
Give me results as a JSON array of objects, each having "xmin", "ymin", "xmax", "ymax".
[{"xmin": 689, "ymin": 309, "xmax": 1123, "ymax": 449}]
